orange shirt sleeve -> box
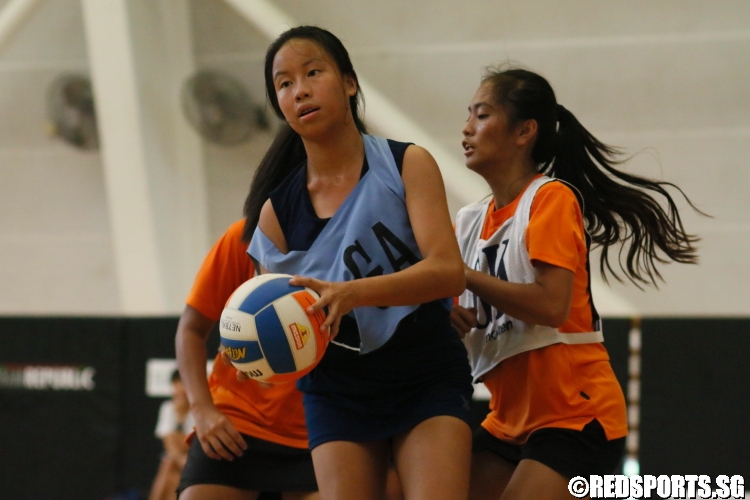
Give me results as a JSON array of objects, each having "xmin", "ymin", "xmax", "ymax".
[
  {"xmin": 526, "ymin": 182, "xmax": 586, "ymax": 274},
  {"xmin": 186, "ymin": 219, "xmax": 255, "ymax": 320},
  {"xmin": 528, "ymin": 182, "xmax": 595, "ymax": 333}
]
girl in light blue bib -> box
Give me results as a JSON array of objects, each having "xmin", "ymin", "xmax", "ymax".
[{"xmin": 242, "ymin": 25, "xmax": 474, "ymax": 500}]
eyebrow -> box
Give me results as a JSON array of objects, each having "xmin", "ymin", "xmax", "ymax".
[
  {"xmin": 468, "ymin": 102, "xmax": 493, "ymax": 112},
  {"xmin": 273, "ymin": 57, "xmax": 325, "ymax": 80}
]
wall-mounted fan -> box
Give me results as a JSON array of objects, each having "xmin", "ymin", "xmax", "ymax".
[
  {"xmin": 181, "ymin": 69, "xmax": 269, "ymax": 146},
  {"xmin": 46, "ymin": 74, "xmax": 99, "ymax": 151}
]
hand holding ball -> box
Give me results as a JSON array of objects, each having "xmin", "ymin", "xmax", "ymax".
[{"xmin": 219, "ymin": 274, "xmax": 328, "ymax": 383}]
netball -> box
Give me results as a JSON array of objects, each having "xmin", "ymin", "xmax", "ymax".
[{"xmin": 219, "ymin": 273, "xmax": 328, "ymax": 383}]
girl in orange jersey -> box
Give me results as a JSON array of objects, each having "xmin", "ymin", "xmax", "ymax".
[
  {"xmin": 175, "ymin": 218, "xmax": 319, "ymax": 500},
  {"xmin": 451, "ymin": 67, "xmax": 701, "ymax": 500}
]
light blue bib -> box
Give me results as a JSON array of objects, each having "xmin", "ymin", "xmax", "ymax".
[{"xmin": 249, "ymin": 134, "xmax": 448, "ymax": 353}]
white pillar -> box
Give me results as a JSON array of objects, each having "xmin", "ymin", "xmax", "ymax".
[
  {"xmin": 153, "ymin": 0, "xmax": 211, "ymax": 304},
  {"xmin": 81, "ymin": 0, "xmax": 209, "ymax": 313}
]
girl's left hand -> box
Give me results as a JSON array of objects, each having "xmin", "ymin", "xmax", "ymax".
[
  {"xmin": 449, "ymin": 305, "xmax": 478, "ymax": 339},
  {"xmin": 288, "ymin": 275, "xmax": 357, "ymax": 340}
]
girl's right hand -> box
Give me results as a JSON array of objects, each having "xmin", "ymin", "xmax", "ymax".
[
  {"xmin": 450, "ymin": 305, "xmax": 478, "ymax": 339},
  {"xmin": 288, "ymin": 275, "xmax": 354, "ymax": 340},
  {"xmin": 191, "ymin": 402, "xmax": 248, "ymax": 461}
]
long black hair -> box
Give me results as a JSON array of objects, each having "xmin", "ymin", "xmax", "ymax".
[
  {"xmin": 242, "ymin": 26, "xmax": 367, "ymax": 242},
  {"xmin": 482, "ymin": 67, "xmax": 703, "ymax": 287}
]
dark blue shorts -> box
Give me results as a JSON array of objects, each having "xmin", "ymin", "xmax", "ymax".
[{"xmin": 298, "ymin": 302, "xmax": 474, "ymax": 449}]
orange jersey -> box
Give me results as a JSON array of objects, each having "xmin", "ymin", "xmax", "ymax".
[
  {"xmin": 476, "ymin": 177, "xmax": 627, "ymax": 444},
  {"xmin": 186, "ymin": 219, "xmax": 309, "ymax": 449}
]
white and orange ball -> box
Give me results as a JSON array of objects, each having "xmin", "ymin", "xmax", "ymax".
[{"xmin": 219, "ymin": 273, "xmax": 328, "ymax": 383}]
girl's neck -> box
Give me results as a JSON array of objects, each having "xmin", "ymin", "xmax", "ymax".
[
  {"xmin": 302, "ymin": 122, "xmax": 364, "ymax": 178},
  {"xmin": 484, "ymin": 160, "xmax": 537, "ymax": 209}
]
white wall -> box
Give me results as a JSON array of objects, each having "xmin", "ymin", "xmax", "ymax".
[
  {"xmin": 0, "ymin": 0, "xmax": 747, "ymax": 316},
  {"xmin": 0, "ymin": 0, "xmax": 119, "ymax": 313}
]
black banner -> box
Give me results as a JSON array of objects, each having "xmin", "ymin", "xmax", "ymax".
[
  {"xmin": 0, "ymin": 317, "xmax": 126, "ymax": 500},
  {"xmin": 0, "ymin": 316, "xmax": 747, "ymax": 498},
  {"xmin": 640, "ymin": 318, "xmax": 750, "ymax": 478}
]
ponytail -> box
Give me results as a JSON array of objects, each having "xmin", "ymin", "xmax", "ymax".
[
  {"xmin": 483, "ymin": 67, "xmax": 704, "ymax": 287},
  {"xmin": 242, "ymin": 124, "xmax": 306, "ymax": 241},
  {"xmin": 550, "ymin": 104, "xmax": 701, "ymax": 287}
]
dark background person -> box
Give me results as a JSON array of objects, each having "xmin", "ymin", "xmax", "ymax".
[{"xmin": 148, "ymin": 370, "xmax": 194, "ymax": 500}]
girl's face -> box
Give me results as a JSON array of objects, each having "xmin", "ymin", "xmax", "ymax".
[
  {"xmin": 462, "ymin": 82, "xmax": 519, "ymax": 174},
  {"xmin": 271, "ymin": 38, "xmax": 357, "ymax": 138}
]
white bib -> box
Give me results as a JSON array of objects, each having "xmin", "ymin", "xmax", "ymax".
[{"xmin": 455, "ymin": 176, "xmax": 603, "ymax": 382}]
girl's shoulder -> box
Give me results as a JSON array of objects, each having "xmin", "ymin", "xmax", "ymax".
[
  {"xmin": 529, "ymin": 179, "xmax": 585, "ymax": 230},
  {"xmin": 224, "ymin": 218, "xmax": 247, "ymax": 243},
  {"xmin": 385, "ymin": 139, "xmax": 411, "ymax": 175},
  {"xmin": 535, "ymin": 178, "xmax": 583, "ymax": 210},
  {"xmin": 365, "ymin": 134, "xmax": 413, "ymax": 175}
]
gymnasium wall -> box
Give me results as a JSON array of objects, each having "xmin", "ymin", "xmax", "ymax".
[
  {"xmin": 0, "ymin": 0, "xmax": 748, "ymax": 316},
  {"xmin": 1, "ymin": 317, "xmax": 748, "ymax": 499}
]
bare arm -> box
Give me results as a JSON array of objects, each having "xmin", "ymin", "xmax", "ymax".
[
  {"xmin": 174, "ymin": 305, "xmax": 247, "ymax": 460},
  {"xmin": 175, "ymin": 306, "xmax": 214, "ymax": 412},
  {"xmin": 286, "ymin": 145, "xmax": 465, "ymax": 333},
  {"xmin": 465, "ymin": 261, "xmax": 574, "ymax": 328}
]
